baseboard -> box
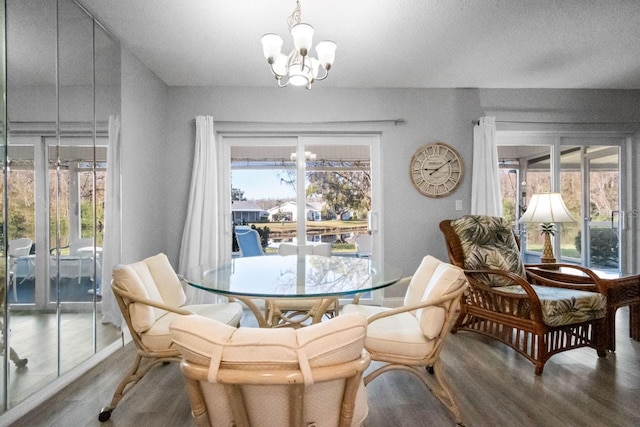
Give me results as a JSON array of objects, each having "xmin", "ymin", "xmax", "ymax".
[{"xmin": 0, "ymin": 338, "xmax": 123, "ymax": 425}]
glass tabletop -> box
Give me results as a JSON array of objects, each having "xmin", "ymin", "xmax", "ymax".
[{"xmin": 186, "ymin": 255, "xmax": 403, "ymax": 299}]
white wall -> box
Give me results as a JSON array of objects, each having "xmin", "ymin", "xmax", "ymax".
[{"xmin": 119, "ymin": 73, "xmax": 640, "ymax": 296}]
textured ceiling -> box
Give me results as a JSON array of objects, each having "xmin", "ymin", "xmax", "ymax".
[{"xmin": 77, "ymin": 0, "xmax": 640, "ymax": 89}]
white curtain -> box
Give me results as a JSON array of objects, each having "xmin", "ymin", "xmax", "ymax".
[
  {"xmin": 471, "ymin": 116, "xmax": 503, "ymax": 217},
  {"xmin": 100, "ymin": 115, "xmax": 123, "ymax": 327},
  {"xmin": 179, "ymin": 116, "xmax": 222, "ymax": 303}
]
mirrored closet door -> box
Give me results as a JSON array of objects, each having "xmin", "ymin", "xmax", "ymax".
[{"xmin": 2, "ymin": 0, "xmax": 121, "ymax": 411}]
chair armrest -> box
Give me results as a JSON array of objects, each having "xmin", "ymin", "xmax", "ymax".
[
  {"xmin": 525, "ymin": 264, "xmax": 605, "ymax": 293},
  {"xmin": 463, "ymin": 269, "xmax": 544, "ymax": 322},
  {"xmin": 112, "ymin": 284, "xmax": 193, "ymax": 316},
  {"xmin": 365, "ymin": 285, "xmax": 467, "ymax": 325}
]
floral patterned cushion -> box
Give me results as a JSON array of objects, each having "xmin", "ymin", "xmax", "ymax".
[
  {"xmin": 500, "ymin": 285, "xmax": 606, "ymax": 326},
  {"xmin": 450, "ymin": 215, "xmax": 526, "ymax": 287}
]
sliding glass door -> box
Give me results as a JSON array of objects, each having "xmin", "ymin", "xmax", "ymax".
[
  {"xmin": 497, "ymin": 132, "xmax": 626, "ymax": 275},
  {"xmin": 561, "ymin": 145, "xmax": 621, "ymax": 273},
  {"xmin": 221, "ymin": 133, "xmax": 382, "ymax": 301},
  {"xmin": 224, "ymin": 135, "xmax": 377, "ymax": 255}
]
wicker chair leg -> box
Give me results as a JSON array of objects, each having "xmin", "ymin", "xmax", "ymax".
[
  {"xmin": 424, "ymin": 361, "xmax": 464, "ymax": 426},
  {"xmin": 364, "ymin": 363, "xmax": 464, "ymax": 426},
  {"xmin": 98, "ymin": 354, "xmax": 179, "ymax": 422}
]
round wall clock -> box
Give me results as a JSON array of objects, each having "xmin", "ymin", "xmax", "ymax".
[{"xmin": 410, "ymin": 142, "xmax": 464, "ymax": 198}]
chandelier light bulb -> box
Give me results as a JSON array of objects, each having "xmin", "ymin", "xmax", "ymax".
[
  {"xmin": 272, "ymin": 54, "xmax": 289, "ymax": 76},
  {"xmin": 260, "ymin": 0, "xmax": 335, "ymax": 89}
]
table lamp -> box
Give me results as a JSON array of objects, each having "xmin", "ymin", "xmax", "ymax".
[{"xmin": 518, "ymin": 193, "xmax": 576, "ymax": 263}]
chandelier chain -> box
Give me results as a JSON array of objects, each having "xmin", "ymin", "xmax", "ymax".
[{"xmin": 287, "ymin": 0, "xmax": 303, "ymax": 30}]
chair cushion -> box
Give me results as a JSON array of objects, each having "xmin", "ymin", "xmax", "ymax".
[
  {"xmin": 170, "ymin": 312, "xmax": 366, "ymax": 371},
  {"xmin": 403, "ymin": 255, "xmax": 442, "ymax": 307},
  {"xmin": 500, "ymin": 285, "xmax": 606, "ymax": 327},
  {"xmin": 112, "ymin": 253, "xmax": 187, "ymax": 333},
  {"xmin": 342, "ymin": 304, "xmax": 436, "ymax": 362},
  {"xmin": 170, "ymin": 313, "xmax": 369, "ymax": 427},
  {"xmin": 144, "ymin": 253, "xmax": 187, "ymax": 307},
  {"xmin": 416, "ymin": 261, "xmax": 467, "ymax": 339},
  {"xmin": 401, "ymin": 256, "xmax": 466, "ymax": 339},
  {"xmin": 140, "ymin": 302, "xmax": 243, "ymax": 350},
  {"xmin": 450, "ymin": 215, "xmax": 526, "ymax": 287}
]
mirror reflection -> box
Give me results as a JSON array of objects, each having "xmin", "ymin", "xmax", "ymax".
[{"xmin": 3, "ymin": 0, "xmax": 121, "ymax": 411}]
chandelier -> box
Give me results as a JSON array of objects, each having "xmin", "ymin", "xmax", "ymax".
[{"xmin": 260, "ymin": 0, "xmax": 336, "ymax": 89}]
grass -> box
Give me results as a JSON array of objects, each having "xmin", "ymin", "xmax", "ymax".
[
  {"xmin": 526, "ymin": 244, "xmax": 580, "ymax": 258},
  {"xmin": 254, "ymin": 219, "xmax": 368, "ymax": 234}
]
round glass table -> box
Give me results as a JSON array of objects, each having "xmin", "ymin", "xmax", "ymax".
[{"xmin": 186, "ymin": 254, "xmax": 403, "ymax": 327}]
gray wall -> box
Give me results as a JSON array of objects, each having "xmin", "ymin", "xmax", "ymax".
[
  {"xmin": 121, "ymin": 48, "xmax": 169, "ymax": 263},
  {"xmin": 120, "ymin": 50, "xmax": 640, "ymax": 296}
]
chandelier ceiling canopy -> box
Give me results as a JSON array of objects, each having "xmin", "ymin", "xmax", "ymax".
[{"xmin": 260, "ymin": 0, "xmax": 336, "ymax": 89}]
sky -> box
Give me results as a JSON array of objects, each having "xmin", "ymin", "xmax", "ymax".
[{"xmin": 232, "ymin": 169, "xmax": 296, "ymax": 200}]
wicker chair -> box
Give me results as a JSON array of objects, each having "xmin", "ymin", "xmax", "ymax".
[
  {"xmin": 169, "ymin": 312, "xmax": 370, "ymax": 427},
  {"xmin": 439, "ymin": 215, "xmax": 608, "ymax": 375},
  {"xmin": 343, "ymin": 255, "xmax": 468, "ymax": 426},
  {"xmin": 98, "ymin": 253, "xmax": 243, "ymax": 422}
]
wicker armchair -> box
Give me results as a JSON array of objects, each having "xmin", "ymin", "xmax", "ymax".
[
  {"xmin": 440, "ymin": 215, "xmax": 607, "ymax": 375},
  {"xmin": 98, "ymin": 253, "xmax": 243, "ymax": 422},
  {"xmin": 169, "ymin": 313, "xmax": 370, "ymax": 427}
]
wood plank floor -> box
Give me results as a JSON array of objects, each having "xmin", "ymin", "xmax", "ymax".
[
  {"xmin": 7, "ymin": 311, "xmax": 121, "ymax": 407},
  {"xmin": 8, "ymin": 307, "xmax": 640, "ymax": 427}
]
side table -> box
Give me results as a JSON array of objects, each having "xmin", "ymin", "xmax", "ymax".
[
  {"xmin": 527, "ymin": 267, "xmax": 640, "ymax": 352},
  {"xmin": 600, "ymin": 274, "xmax": 640, "ymax": 352}
]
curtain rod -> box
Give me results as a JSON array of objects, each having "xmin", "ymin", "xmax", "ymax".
[
  {"xmin": 192, "ymin": 118, "xmax": 406, "ymax": 125},
  {"xmin": 473, "ymin": 119, "xmax": 640, "ymax": 125}
]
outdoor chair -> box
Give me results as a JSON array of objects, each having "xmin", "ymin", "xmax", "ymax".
[
  {"xmin": 8, "ymin": 238, "xmax": 34, "ymax": 302},
  {"xmin": 439, "ymin": 215, "xmax": 607, "ymax": 375},
  {"xmin": 98, "ymin": 253, "xmax": 243, "ymax": 422},
  {"xmin": 354, "ymin": 234, "xmax": 372, "ymax": 258},
  {"xmin": 343, "ymin": 255, "xmax": 468, "ymax": 426},
  {"xmin": 52, "ymin": 237, "xmax": 101, "ymax": 285},
  {"xmin": 234, "ymin": 226, "xmax": 264, "ymax": 257},
  {"xmin": 169, "ymin": 312, "xmax": 370, "ymax": 427}
]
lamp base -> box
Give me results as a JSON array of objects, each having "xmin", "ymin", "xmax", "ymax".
[{"xmin": 540, "ymin": 232, "xmax": 558, "ymax": 267}]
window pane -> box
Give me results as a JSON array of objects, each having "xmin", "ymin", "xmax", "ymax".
[
  {"xmin": 230, "ymin": 145, "xmax": 296, "ymax": 254},
  {"xmin": 304, "ymin": 144, "xmax": 370, "ymax": 254}
]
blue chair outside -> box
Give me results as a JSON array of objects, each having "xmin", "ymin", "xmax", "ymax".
[{"xmin": 235, "ymin": 226, "xmax": 265, "ymax": 257}]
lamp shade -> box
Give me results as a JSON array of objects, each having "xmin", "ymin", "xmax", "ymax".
[
  {"xmin": 261, "ymin": 34, "xmax": 283, "ymax": 60},
  {"xmin": 315, "ymin": 40, "xmax": 336, "ymax": 67},
  {"xmin": 291, "ymin": 23, "xmax": 314, "ymax": 55},
  {"xmin": 518, "ymin": 193, "xmax": 576, "ymax": 224}
]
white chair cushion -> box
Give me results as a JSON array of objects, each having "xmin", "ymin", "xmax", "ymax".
[
  {"xmin": 403, "ymin": 255, "xmax": 442, "ymax": 308},
  {"xmin": 140, "ymin": 302, "xmax": 243, "ymax": 350},
  {"xmin": 342, "ymin": 304, "xmax": 436, "ymax": 361},
  {"xmin": 144, "ymin": 253, "xmax": 187, "ymax": 308},
  {"xmin": 113, "ymin": 263, "xmax": 161, "ymax": 333},
  {"xmin": 417, "ymin": 262, "xmax": 466, "ymax": 339},
  {"xmin": 170, "ymin": 313, "xmax": 369, "ymax": 427}
]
